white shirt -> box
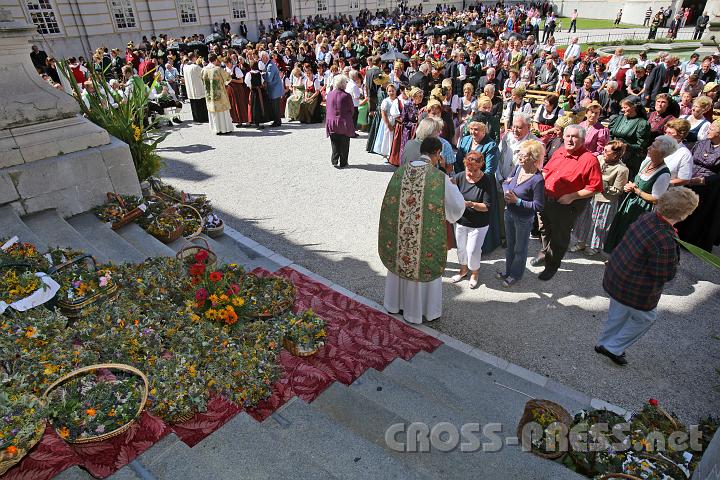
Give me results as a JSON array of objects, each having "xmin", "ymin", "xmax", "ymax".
[
  {"xmin": 345, "ymin": 80, "xmax": 361, "ymax": 107},
  {"xmin": 497, "ymin": 132, "xmax": 540, "ymax": 182},
  {"xmin": 659, "ymin": 146, "xmax": 693, "ymax": 181},
  {"xmin": 564, "ymin": 43, "xmax": 581, "ymax": 61}
]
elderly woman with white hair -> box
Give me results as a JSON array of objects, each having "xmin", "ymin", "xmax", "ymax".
[
  {"xmin": 325, "ymin": 74, "xmax": 355, "ymax": 168},
  {"xmin": 401, "ymin": 116, "xmax": 456, "ymax": 170},
  {"xmin": 604, "ymin": 135, "xmax": 676, "ymax": 253}
]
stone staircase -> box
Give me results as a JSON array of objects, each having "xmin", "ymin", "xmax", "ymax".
[
  {"xmin": 0, "ymin": 205, "xmax": 275, "ymax": 272},
  {"xmin": 2, "ymin": 205, "xmax": 594, "ymax": 480}
]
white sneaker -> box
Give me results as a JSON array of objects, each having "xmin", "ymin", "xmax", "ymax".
[{"xmin": 469, "ymin": 276, "xmax": 480, "ymax": 289}]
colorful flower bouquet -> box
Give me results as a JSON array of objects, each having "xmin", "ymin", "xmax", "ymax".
[
  {"xmin": 565, "ymin": 409, "xmax": 628, "ymax": 476},
  {"xmin": 0, "ymin": 238, "xmax": 49, "ymax": 271},
  {"xmin": 0, "ymin": 268, "xmax": 43, "ymax": 305},
  {"xmin": 191, "ymin": 263, "xmax": 247, "ymax": 325},
  {"xmin": 0, "ymin": 373, "xmax": 46, "ymax": 475},
  {"xmin": 93, "ymin": 194, "xmax": 144, "ymax": 230},
  {"xmin": 145, "ymin": 208, "xmax": 184, "ymax": 243},
  {"xmin": 45, "ymin": 365, "xmax": 148, "ymax": 444},
  {"xmin": 241, "ymin": 275, "xmax": 296, "ymax": 318},
  {"xmin": 50, "ymin": 255, "xmax": 117, "ymax": 317},
  {"xmin": 280, "ymin": 309, "xmax": 326, "ymax": 356}
]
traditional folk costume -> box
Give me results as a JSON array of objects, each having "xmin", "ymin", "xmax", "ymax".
[
  {"xmin": 285, "ymin": 74, "xmax": 304, "ymax": 121},
  {"xmin": 201, "ymin": 64, "xmax": 234, "ymax": 134},
  {"xmin": 372, "ymin": 96, "xmax": 400, "ymax": 157},
  {"xmin": 379, "ymin": 159, "xmax": 465, "ymax": 324},
  {"xmin": 245, "ymin": 69, "xmax": 271, "ymax": 127},
  {"xmin": 298, "ymin": 75, "xmax": 322, "ymax": 124},
  {"xmin": 183, "ymin": 63, "xmax": 208, "ymax": 123},
  {"xmin": 226, "ymin": 64, "xmax": 249, "ymax": 125}
]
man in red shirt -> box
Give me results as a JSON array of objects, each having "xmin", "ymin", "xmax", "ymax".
[{"xmin": 532, "ymin": 125, "xmax": 603, "ymax": 280}]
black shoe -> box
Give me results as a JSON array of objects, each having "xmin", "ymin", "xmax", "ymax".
[
  {"xmin": 538, "ymin": 267, "xmax": 557, "ymax": 281},
  {"xmin": 256, "ymin": 125, "xmax": 265, "ymax": 130},
  {"xmin": 530, "ymin": 232, "xmax": 540, "ymax": 239},
  {"xmin": 530, "ymin": 256, "xmax": 545, "ymax": 267},
  {"xmin": 594, "ymin": 345, "xmax": 628, "ymax": 366},
  {"xmin": 236, "ymin": 123, "xmax": 243, "ymax": 128},
  {"xmin": 271, "ymin": 122, "xmax": 282, "ymax": 127},
  {"xmin": 172, "ymin": 117, "xmax": 183, "ymax": 124}
]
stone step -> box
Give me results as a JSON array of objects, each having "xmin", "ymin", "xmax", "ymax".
[
  {"xmin": 133, "ymin": 432, "xmax": 223, "ymax": 479},
  {"xmin": 66, "ymin": 213, "xmax": 147, "ymax": 264},
  {"xmin": 22, "ymin": 210, "xmax": 109, "ymax": 263},
  {"xmin": 266, "ymin": 397, "xmax": 429, "ymax": 480},
  {"xmin": 349, "ymin": 367, "xmax": 583, "ymax": 479},
  {"xmin": 54, "ymin": 464, "xmax": 136, "ymax": 480},
  {"xmin": 192, "ymin": 412, "xmax": 340, "ymax": 479},
  {"xmin": 116, "ymin": 223, "xmax": 176, "ymax": 258},
  {"xmin": 0, "ymin": 205, "xmax": 48, "ymax": 252},
  {"xmin": 411, "ymin": 345, "xmax": 591, "ymax": 412}
]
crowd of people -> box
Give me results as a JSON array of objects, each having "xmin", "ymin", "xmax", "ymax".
[{"xmin": 29, "ymin": 1, "xmax": 718, "ymax": 364}]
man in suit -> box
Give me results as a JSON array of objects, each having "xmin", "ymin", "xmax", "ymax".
[
  {"xmin": 643, "ymin": 56, "xmax": 678, "ymax": 108},
  {"xmin": 239, "ymin": 21, "xmax": 248, "ymax": 38},
  {"xmin": 260, "ymin": 51, "xmax": 284, "ymax": 127},
  {"xmin": 476, "ymin": 67, "xmax": 499, "ymax": 93},
  {"xmin": 598, "ymin": 80, "xmax": 622, "ymax": 120},
  {"xmin": 409, "ymin": 63, "xmax": 431, "ymax": 97},
  {"xmin": 536, "ymin": 59, "xmax": 559, "ymax": 91}
]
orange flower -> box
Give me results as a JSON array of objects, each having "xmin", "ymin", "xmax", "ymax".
[
  {"xmin": 209, "ymin": 271, "xmax": 223, "ymax": 282},
  {"xmin": 108, "ymin": 408, "xmax": 116, "ymax": 417},
  {"xmin": 86, "ymin": 408, "xmax": 97, "ymax": 416},
  {"xmin": 58, "ymin": 426, "xmax": 70, "ymax": 439},
  {"xmin": 25, "ymin": 327, "xmax": 37, "ymax": 338},
  {"xmin": 5, "ymin": 445, "xmax": 18, "ymax": 456}
]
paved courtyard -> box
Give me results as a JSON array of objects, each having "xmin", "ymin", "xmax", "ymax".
[{"xmin": 159, "ymin": 110, "xmax": 720, "ymax": 424}]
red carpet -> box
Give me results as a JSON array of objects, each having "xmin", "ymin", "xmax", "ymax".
[{"xmin": 2, "ymin": 267, "xmax": 441, "ymax": 479}]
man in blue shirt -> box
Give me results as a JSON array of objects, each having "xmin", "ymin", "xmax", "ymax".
[{"xmin": 261, "ymin": 51, "xmax": 284, "ymax": 127}]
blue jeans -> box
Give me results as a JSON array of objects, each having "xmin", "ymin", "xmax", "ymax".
[
  {"xmin": 504, "ymin": 209, "xmax": 534, "ymax": 280},
  {"xmin": 598, "ymin": 298, "xmax": 657, "ymax": 356}
]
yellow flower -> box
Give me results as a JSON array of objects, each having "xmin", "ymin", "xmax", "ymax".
[
  {"xmin": 58, "ymin": 426, "xmax": 70, "ymax": 439},
  {"xmin": 132, "ymin": 124, "xmax": 142, "ymax": 141},
  {"xmin": 232, "ymin": 297, "xmax": 245, "ymax": 307},
  {"xmin": 209, "ymin": 294, "xmax": 219, "ymax": 304},
  {"xmin": 205, "ymin": 309, "xmax": 218, "ymax": 320},
  {"xmin": 188, "ymin": 365, "xmax": 197, "ymax": 377},
  {"xmin": 190, "ymin": 314, "xmax": 201, "ymax": 322},
  {"xmin": 25, "ymin": 327, "xmax": 37, "ymax": 338},
  {"xmin": 219, "ymin": 294, "xmax": 229, "ymax": 303}
]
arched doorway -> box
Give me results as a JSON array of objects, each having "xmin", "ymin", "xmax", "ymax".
[{"xmin": 275, "ymin": 0, "xmax": 291, "ymax": 19}]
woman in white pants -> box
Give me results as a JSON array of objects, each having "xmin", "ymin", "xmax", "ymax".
[{"xmin": 450, "ymin": 151, "xmax": 495, "ymax": 288}]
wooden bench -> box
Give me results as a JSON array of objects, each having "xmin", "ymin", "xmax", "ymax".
[{"xmin": 525, "ymin": 89, "xmax": 554, "ymax": 106}]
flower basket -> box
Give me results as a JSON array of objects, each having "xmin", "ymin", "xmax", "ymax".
[
  {"xmin": 176, "ymin": 204, "xmax": 203, "ymax": 240},
  {"xmin": 147, "ymin": 208, "xmax": 184, "ymax": 244},
  {"xmin": 0, "ymin": 422, "xmax": 45, "ymax": 476},
  {"xmin": 567, "ymin": 409, "xmax": 629, "ymax": 476},
  {"xmin": 283, "ymin": 339, "xmax": 323, "ymax": 357},
  {"xmin": 43, "ymin": 363, "xmax": 149, "ymax": 445},
  {"xmin": 517, "ymin": 399, "xmax": 573, "ymax": 460},
  {"xmin": 0, "ymin": 262, "xmax": 60, "ymax": 315},
  {"xmin": 104, "ymin": 193, "xmax": 146, "ymax": 231},
  {"xmin": 202, "ymin": 214, "xmax": 224, "ymax": 238},
  {"xmin": 176, "ymin": 237, "xmax": 217, "ymax": 271},
  {"xmin": 49, "ymin": 255, "xmax": 118, "ymax": 319},
  {"xmin": 597, "ymin": 474, "xmax": 642, "ymax": 480}
]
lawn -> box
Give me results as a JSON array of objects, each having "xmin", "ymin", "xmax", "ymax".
[{"xmin": 558, "ymin": 16, "xmax": 642, "ymax": 30}]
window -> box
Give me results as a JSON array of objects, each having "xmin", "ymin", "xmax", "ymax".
[
  {"xmin": 349, "ymin": 0, "xmax": 359, "ymax": 8},
  {"xmin": 231, "ymin": 0, "xmax": 246, "ymax": 19},
  {"xmin": 110, "ymin": 0, "xmax": 136, "ymax": 29},
  {"xmin": 317, "ymin": 0, "xmax": 327, "ymax": 12},
  {"xmin": 178, "ymin": 0, "xmax": 197, "ymax": 23},
  {"xmin": 26, "ymin": 0, "xmax": 60, "ymax": 34}
]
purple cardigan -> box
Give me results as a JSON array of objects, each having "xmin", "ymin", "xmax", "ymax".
[{"xmin": 325, "ymin": 89, "xmax": 356, "ymax": 137}]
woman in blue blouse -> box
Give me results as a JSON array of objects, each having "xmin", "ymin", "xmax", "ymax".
[{"xmin": 498, "ymin": 140, "xmax": 546, "ymax": 287}]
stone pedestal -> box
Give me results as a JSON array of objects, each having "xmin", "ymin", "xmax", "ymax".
[{"xmin": 0, "ymin": 9, "xmax": 141, "ymax": 218}]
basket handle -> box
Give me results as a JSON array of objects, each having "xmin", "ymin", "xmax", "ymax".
[
  {"xmin": 176, "ymin": 204, "xmax": 203, "ymax": 239},
  {"xmin": 42, "ymin": 363, "xmax": 149, "ymax": 424},
  {"xmin": 0, "ymin": 261, "xmax": 33, "ymax": 272},
  {"xmin": 49, "ymin": 254, "xmax": 96, "ymax": 275},
  {"xmin": 106, "ymin": 192, "xmax": 127, "ymax": 210},
  {"xmin": 175, "ymin": 236, "xmax": 213, "ymax": 260}
]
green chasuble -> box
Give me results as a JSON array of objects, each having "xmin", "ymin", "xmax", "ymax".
[{"xmin": 378, "ymin": 163, "xmax": 446, "ymax": 282}]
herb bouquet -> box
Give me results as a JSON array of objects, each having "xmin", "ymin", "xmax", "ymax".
[
  {"xmin": 0, "ymin": 373, "xmax": 46, "ymax": 475},
  {"xmin": 280, "ymin": 309, "xmax": 326, "ymax": 356},
  {"xmin": 517, "ymin": 399, "xmax": 573, "ymax": 460},
  {"xmin": 241, "ymin": 274, "xmax": 296, "ymax": 318},
  {"xmin": 45, "ymin": 364, "xmax": 148, "ymax": 444}
]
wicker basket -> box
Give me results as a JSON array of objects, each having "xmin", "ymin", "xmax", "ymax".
[
  {"xmin": 203, "ymin": 220, "xmax": 224, "ymax": 238},
  {"xmin": 598, "ymin": 475, "xmax": 642, "ymax": 480},
  {"xmin": 0, "ymin": 422, "xmax": 45, "ymax": 475},
  {"xmin": 176, "ymin": 204, "xmax": 203, "ymax": 240},
  {"xmin": 283, "ymin": 339, "xmax": 323, "ymax": 357},
  {"xmin": 167, "ymin": 410, "xmax": 197, "ymax": 425},
  {"xmin": 517, "ymin": 399, "xmax": 573, "ymax": 460},
  {"xmin": 149, "ymin": 208, "xmax": 184, "ymax": 244},
  {"xmin": 43, "ymin": 363, "xmax": 149, "ymax": 445},
  {"xmin": 105, "ymin": 192, "xmax": 145, "ymax": 231},
  {"xmin": 49, "ymin": 255, "xmax": 119, "ymax": 319},
  {"xmin": 175, "ymin": 237, "xmax": 217, "ymax": 271}
]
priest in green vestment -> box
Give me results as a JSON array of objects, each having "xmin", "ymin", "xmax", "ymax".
[{"xmin": 379, "ymin": 137, "xmax": 466, "ymax": 324}]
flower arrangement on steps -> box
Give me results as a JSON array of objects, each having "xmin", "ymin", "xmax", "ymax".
[{"xmin": 95, "ymin": 181, "xmax": 222, "ymax": 242}]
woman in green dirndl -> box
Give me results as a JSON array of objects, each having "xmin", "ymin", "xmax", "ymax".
[{"xmin": 604, "ymin": 135, "xmax": 674, "ymax": 253}]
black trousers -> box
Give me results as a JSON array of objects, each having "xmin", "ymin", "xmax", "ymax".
[
  {"xmin": 189, "ymin": 98, "xmax": 208, "ymax": 123},
  {"xmin": 537, "ymin": 197, "xmax": 589, "ymax": 270},
  {"xmin": 352, "ymin": 107, "xmax": 359, "ymax": 129},
  {"xmin": 270, "ymin": 97, "xmax": 282, "ymax": 125},
  {"xmin": 330, "ymin": 134, "xmax": 350, "ymax": 167}
]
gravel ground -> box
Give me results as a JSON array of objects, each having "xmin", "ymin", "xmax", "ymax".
[{"xmin": 159, "ymin": 110, "xmax": 720, "ymax": 424}]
